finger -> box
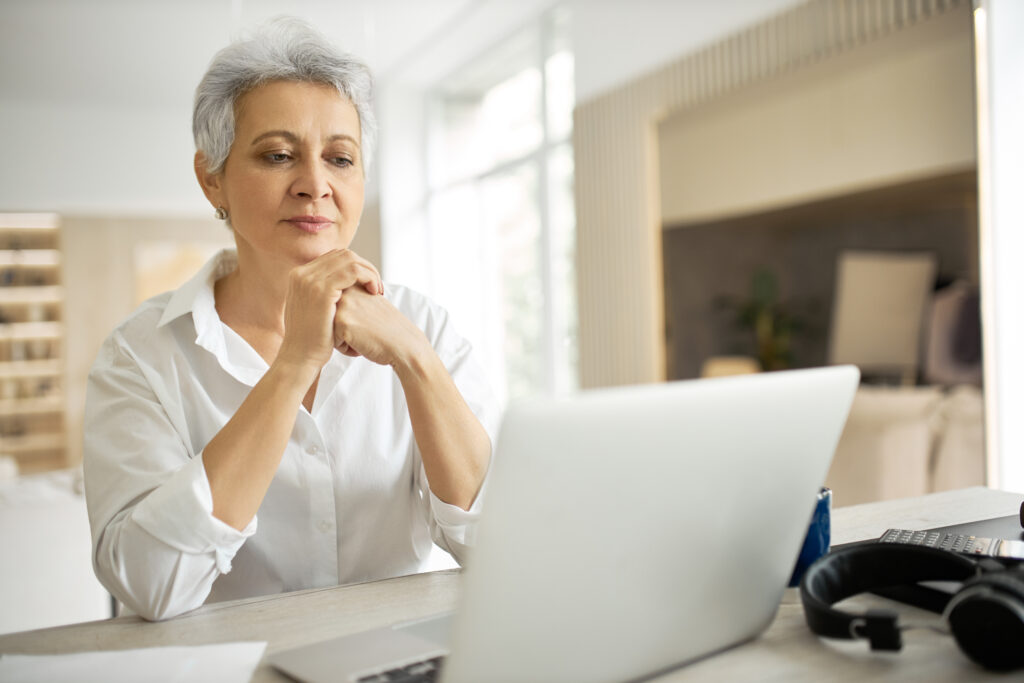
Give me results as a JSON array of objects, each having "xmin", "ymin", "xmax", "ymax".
[
  {"xmin": 312, "ymin": 250, "xmax": 382, "ymax": 295},
  {"xmin": 332, "ymin": 316, "xmax": 357, "ymax": 354},
  {"xmin": 338, "ymin": 250, "xmax": 383, "ymax": 295},
  {"xmin": 336, "ymin": 341, "xmax": 361, "ymax": 358},
  {"xmin": 347, "ymin": 265, "xmax": 380, "ymax": 296},
  {"xmin": 294, "ymin": 255, "xmax": 374, "ymax": 298}
]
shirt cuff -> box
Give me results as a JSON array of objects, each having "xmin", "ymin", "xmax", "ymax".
[
  {"xmin": 131, "ymin": 453, "xmax": 256, "ymax": 574},
  {"xmin": 424, "ymin": 463, "xmax": 488, "ymax": 547}
]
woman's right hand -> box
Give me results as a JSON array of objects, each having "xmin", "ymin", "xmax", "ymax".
[{"xmin": 275, "ymin": 249, "xmax": 383, "ymax": 375}]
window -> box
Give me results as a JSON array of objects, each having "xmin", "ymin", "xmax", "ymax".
[{"xmin": 425, "ymin": 9, "xmax": 576, "ymax": 403}]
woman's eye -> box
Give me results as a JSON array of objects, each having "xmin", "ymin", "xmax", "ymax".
[
  {"xmin": 265, "ymin": 152, "xmax": 291, "ymax": 163},
  {"xmin": 329, "ymin": 156, "xmax": 354, "ymax": 168}
]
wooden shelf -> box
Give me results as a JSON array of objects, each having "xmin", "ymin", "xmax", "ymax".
[
  {"xmin": 13, "ymin": 455, "xmax": 66, "ymax": 474},
  {"xmin": 0, "ymin": 360, "xmax": 61, "ymax": 379},
  {"xmin": 0, "ymin": 213, "xmax": 66, "ymax": 471},
  {"xmin": 0, "ymin": 395, "xmax": 64, "ymax": 416},
  {"xmin": 0, "ymin": 432, "xmax": 65, "ymax": 453},
  {"xmin": 0, "ymin": 286, "xmax": 63, "ymax": 305},
  {"xmin": 0, "ymin": 214, "xmax": 59, "ymax": 230},
  {"xmin": 0, "ymin": 250, "xmax": 61, "ymax": 267},
  {"xmin": 0, "ymin": 322, "xmax": 63, "ymax": 340}
]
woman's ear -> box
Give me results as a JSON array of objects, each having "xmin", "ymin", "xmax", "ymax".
[{"xmin": 194, "ymin": 152, "xmax": 225, "ymax": 209}]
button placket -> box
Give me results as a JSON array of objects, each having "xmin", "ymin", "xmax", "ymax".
[{"xmin": 295, "ymin": 417, "xmax": 338, "ymax": 585}]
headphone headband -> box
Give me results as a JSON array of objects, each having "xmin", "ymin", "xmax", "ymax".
[
  {"xmin": 800, "ymin": 541, "xmax": 1024, "ymax": 670},
  {"xmin": 799, "ymin": 543, "xmax": 980, "ymax": 650}
]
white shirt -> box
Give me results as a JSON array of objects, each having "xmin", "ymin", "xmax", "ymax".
[{"xmin": 83, "ymin": 250, "xmax": 500, "ymax": 621}]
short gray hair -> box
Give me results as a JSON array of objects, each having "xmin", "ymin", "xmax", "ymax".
[{"xmin": 193, "ymin": 17, "xmax": 376, "ymax": 175}]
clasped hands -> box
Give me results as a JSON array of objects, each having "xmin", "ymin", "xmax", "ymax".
[{"xmin": 277, "ymin": 249, "xmax": 428, "ymax": 375}]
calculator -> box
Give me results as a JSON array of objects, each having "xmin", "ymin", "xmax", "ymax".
[{"xmin": 879, "ymin": 528, "xmax": 1024, "ymax": 560}]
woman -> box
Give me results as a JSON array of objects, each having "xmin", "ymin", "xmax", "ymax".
[{"xmin": 83, "ymin": 18, "xmax": 498, "ymax": 621}]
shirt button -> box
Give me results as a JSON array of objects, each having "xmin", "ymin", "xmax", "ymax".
[
  {"xmin": 317, "ymin": 520, "xmax": 332, "ymax": 533},
  {"xmin": 306, "ymin": 445, "xmax": 322, "ymax": 457}
]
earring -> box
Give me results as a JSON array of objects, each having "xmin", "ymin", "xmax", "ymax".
[{"xmin": 214, "ymin": 207, "xmax": 228, "ymax": 220}]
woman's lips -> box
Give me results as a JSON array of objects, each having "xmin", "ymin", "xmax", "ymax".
[{"xmin": 286, "ymin": 216, "xmax": 332, "ymax": 233}]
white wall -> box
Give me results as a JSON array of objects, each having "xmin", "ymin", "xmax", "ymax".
[
  {"xmin": 571, "ymin": 0, "xmax": 799, "ymax": 102},
  {"xmin": 0, "ymin": 101, "xmax": 203, "ymax": 215},
  {"xmin": 977, "ymin": 0, "xmax": 1024, "ymax": 494},
  {"xmin": 0, "ymin": 1, "xmax": 225, "ymax": 215}
]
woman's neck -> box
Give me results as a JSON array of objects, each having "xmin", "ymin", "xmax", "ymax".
[{"xmin": 214, "ymin": 251, "xmax": 293, "ymax": 359}]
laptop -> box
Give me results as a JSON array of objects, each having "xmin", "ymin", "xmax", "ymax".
[{"xmin": 268, "ymin": 365, "xmax": 860, "ymax": 682}]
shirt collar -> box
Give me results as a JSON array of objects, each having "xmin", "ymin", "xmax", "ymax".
[
  {"xmin": 157, "ymin": 248, "xmax": 237, "ymax": 329},
  {"xmin": 157, "ymin": 248, "xmax": 272, "ymax": 386}
]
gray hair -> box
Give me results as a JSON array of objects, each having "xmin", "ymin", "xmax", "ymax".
[{"xmin": 193, "ymin": 17, "xmax": 376, "ymax": 175}]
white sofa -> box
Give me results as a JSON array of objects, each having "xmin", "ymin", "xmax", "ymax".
[
  {"xmin": 825, "ymin": 385, "xmax": 985, "ymax": 507},
  {"xmin": 0, "ymin": 465, "xmax": 110, "ymax": 634}
]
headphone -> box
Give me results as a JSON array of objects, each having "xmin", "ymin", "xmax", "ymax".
[{"xmin": 799, "ymin": 542, "xmax": 1024, "ymax": 671}]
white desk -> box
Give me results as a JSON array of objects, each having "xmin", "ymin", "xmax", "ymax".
[{"xmin": 1, "ymin": 486, "xmax": 1021, "ymax": 681}]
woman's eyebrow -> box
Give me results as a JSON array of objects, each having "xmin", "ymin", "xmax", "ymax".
[
  {"xmin": 326, "ymin": 134, "xmax": 360, "ymax": 147},
  {"xmin": 250, "ymin": 130, "xmax": 298, "ymax": 145},
  {"xmin": 250, "ymin": 131, "xmax": 359, "ymax": 146}
]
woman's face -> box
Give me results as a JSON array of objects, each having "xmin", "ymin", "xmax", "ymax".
[{"xmin": 201, "ymin": 79, "xmax": 366, "ymax": 270}]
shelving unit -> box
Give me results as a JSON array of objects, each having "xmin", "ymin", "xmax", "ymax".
[{"xmin": 0, "ymin": 213, "xmax": 65, "ymax": 473}]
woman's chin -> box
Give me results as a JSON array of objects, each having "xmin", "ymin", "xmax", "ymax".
[
  {"xmin": 285, "ymin": 235, "xmax": 353, "ymax": 263},
  {"xmin": 234, "ymin": 230, "xmax": 355, "ymax": 270},
  {"xmin": 290, "ymin": 246, "xmax": 342, "ymax": 265}
]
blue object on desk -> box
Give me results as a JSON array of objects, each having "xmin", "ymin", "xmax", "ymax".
[{"xmin": 789, "ymin": 487, "xmax": 831, "ymax": 587}]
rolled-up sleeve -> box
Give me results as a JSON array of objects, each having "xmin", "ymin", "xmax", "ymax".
[
  {"xmin": 421, "ymin": 462, "xmax": 489, "ymax": 564},
  {"xmin": 83, "ymin": 334, "xmax": 255, "ymax": 621}
]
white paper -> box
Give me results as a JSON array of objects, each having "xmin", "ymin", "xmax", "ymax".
[{"xmin": 0, "ymin": 640, "xmax": 267, "ymax": 683}]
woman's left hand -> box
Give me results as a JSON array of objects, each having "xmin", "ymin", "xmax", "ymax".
[
  {"xmin": 335, "ymin": 287, "xmax": 491, "ymax": 511},
  {"xmin": 333, "ymin": 287, "xmax": 430, "ymax": 369}
]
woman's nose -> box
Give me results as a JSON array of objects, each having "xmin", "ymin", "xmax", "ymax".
[{"xmin": 290, "ymin": 159, "xmax": 332, "ymax": 200}]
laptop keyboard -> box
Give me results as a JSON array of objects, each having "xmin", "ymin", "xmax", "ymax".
[{"xmin": 355, "ymin": 655, "xmax": 444, "ymax": 682}]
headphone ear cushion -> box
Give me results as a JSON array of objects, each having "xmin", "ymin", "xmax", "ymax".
[
  {"xmin": 949, "ymin": 571, "xmax": 1024, "ymax": 671},
  {"xmin": 975, "ymin": 570, "xmax": 1024, "ymax": 602}
]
